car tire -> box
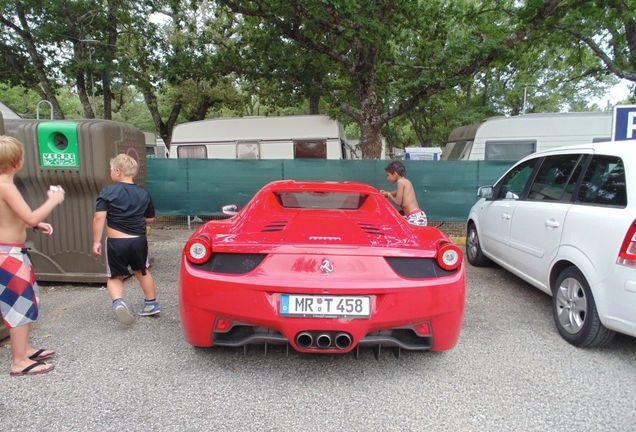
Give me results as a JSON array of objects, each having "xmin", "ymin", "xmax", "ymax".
[
  {"xmin": 466, "ymin": 223, "xmax": 491, "ymax": 267},
  {"xmin": 552, "ymin": 267, "xmax": 615, "ymax": 348}
]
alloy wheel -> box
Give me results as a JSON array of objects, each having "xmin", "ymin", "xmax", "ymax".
[{"xmin": 555, "ymin": 276, "xmax": 588, "ymax": 334}]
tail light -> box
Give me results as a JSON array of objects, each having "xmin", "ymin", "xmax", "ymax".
[
  {"xmin": 618, "ymin": 220, "xmax": 636, "ymax": 267},
  {"xmin": 436, "ymin": 242, "xmax": 462, "ymax": 271},
  {"xmin": 185, "ymin": 235, "xmax": 212, "ymax": 264}
]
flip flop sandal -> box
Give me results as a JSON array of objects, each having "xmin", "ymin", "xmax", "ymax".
[
  {"xmin": 10, "ymin": 361, "xmax": 55, "ymax": 376},
  {"xmin": 28, "ymin": 348, "xmax": 55, "ymax": 361}
]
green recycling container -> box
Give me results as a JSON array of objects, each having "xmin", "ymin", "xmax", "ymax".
[{"xmin": 4, "ymin": 118, "xmax": 147, "ymax": 283}]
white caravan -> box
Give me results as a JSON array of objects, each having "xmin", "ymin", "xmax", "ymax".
[
  {"xmin": 143, "ymin": 132, "xmax": 167, "ymax": 158},
  {"xmin": 169, "ymin": 115, "xmax": 349, "ymax": 159},
  {"xmin": 443, "ymin": 112, "xmax": 612, "ymax": 161}
]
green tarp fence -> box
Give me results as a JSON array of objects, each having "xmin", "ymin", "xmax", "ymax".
[{"xmin": 147, "ymin": 159, "xmax": 514, "ymax": 221}]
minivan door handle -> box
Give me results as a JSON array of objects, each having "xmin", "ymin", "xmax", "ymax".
[
  {"xmin": 502, "ymin": 212, "xmax": 511, "ymax": 220},
  {"xmin": 545, "ymin": 219, "xmax": 560, "ymax": 229}
]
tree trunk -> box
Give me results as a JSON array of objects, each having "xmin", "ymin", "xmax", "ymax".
[
  {"xmin": 102, "ymin": 0, "xmax": 119, "ymax": 120},
  {"xmin": 76, "ymin": 68, "xmax": 95, "ymax": 118},
  {"xmin": 308, "ymin": 92, "xmax": 320, "ymax": 114},
  {"xmin": 360, "ymin": 120, "xmax": 383, "ymax": 159}
]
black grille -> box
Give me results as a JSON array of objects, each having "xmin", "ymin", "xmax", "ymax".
[
  {"xmin": 358, "ymin": 223, "xmax": 385, "ymax": 235},
  {"xmin": 192, "ymin": 253, "xmax": 267, "ymax": 274},
  {"xmin": 261, "ymin": 220, "xmax": 288, "ymax": 232},
  {"xmin": 385, "ymin": 257, "xmax": 456, "ymax": 278}
]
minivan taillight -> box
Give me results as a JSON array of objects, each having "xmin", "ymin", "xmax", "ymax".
[
  {"xmin": 185, "ymin": 235, "xmax": 212, "ymax": 264},
  {"xmin": 617, "ymin": 220, "xmax": 636, "ymax": 267}
]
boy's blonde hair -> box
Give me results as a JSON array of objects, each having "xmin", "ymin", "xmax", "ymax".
[
  {"xmin": 0, "ymin": 135, "xmax": 24, "ymax": 174},
  {"xmin": 110, "ymin": 153, "xmax": 138, "ymax": 177}
]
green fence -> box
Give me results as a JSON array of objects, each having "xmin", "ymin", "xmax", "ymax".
[{"xmin": 146, "ymin": 159, "xmax": 514, "ymax": 221}]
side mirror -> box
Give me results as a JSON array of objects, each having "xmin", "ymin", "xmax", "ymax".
[
  {"xmin": 221, "ymin": 204, "xmax": 239, "ymax": 216},
  {"xmin": 477, "ymin": 186, "xmax": 493, "ymax": 200}
]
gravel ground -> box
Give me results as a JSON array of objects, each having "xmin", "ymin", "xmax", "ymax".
[{"xmin": 1, "ymin": 228, "xmax": 635, "ymax": 432}]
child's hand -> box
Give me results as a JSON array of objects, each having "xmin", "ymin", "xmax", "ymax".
[
  {"xmin": 34, "ymin": 222, "xmax": 54, "ymax": 235},
  {"xmin": 92, "ymin": 242, "xmax": 102, "ymax": 256},
  {"xmin": 47, "ymin": 185, "xmax": 65, "ymax": 204}
]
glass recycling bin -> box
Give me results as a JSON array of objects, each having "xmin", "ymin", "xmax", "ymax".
[{"xmin": 4, "ymin": 118, "xmax": 147, "ymax": 283}]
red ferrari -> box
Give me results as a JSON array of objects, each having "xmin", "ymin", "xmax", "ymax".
[{"xmin": 179, "ymin": 180, "xmax": 465, "ymax": 356}]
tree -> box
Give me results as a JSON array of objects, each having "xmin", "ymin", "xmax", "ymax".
[
  {"xmin": 119, "ymin": 0, "xmax": 242, "ymax": 147},
  {"xmin": 220, "ymin": 0, "xmax": 579, "ymax": 158},
  {"xmin": 0, "ymin": 1, "xmax": 66, "ymax": 118},
  {"xmin": 558, "ymin": 0, "xmax": 636, "ymax": 88}
]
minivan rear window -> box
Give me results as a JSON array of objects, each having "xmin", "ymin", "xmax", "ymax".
[{"xmin": 577, "ymin": 156, "xmax": 626, "ymax": 207}]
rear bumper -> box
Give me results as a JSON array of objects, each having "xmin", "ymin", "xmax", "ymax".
[{"xmin": 179, "ymin": 258, "xmax": 465, "ymax": 352}]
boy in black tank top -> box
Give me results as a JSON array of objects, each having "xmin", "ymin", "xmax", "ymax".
[{"xmin": 92, "ymin": 153, "xmax": 159, "ymax": 324}]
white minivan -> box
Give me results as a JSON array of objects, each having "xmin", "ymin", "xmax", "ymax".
[{"xmin": 466, "ymin": 141, "xmax": 636, "ymax": 347}]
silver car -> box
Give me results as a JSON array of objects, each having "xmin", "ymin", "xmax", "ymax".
[{"xmin": 466, "ymin": 141, "xmax": 636, "ymax": 347}]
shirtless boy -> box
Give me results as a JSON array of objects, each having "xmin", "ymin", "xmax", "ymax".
[
  {"xmin": 380, "ymin": 160, "xmax": 428, "ymax": 226},
  {"xmin": 0, "ymin": 135, "xmax": 65, "ymax": 376}
]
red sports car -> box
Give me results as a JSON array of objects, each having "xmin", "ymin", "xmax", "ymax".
[{"xmin": 179, "ymin": 180, "xmax": 465, "ymax": 356}]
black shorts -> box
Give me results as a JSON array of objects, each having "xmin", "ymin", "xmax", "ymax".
[{"xmin": 106, "ymin": 236, "xmax": 149, "ymax": 277}]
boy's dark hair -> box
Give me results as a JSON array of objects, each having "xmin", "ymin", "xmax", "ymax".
[{"xmin": 385, "ymin": 160, "xmax": 406, "ymax": 176}]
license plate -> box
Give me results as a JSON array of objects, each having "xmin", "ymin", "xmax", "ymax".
[{"xmin": 280, "ymin": 294, "xmax": 370, "ymax": 318}]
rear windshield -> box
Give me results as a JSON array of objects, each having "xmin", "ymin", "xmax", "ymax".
[{"xmin": 275, "ymin": 192, "xmax": 368, "ymax": 209}]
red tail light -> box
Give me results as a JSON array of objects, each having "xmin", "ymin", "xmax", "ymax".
[
  {"xmin": 618, "ymin": 220, "xmax": 636, "ymax": 267},
  {"xmin": 185, "ymin": 235, "xmax": 212, "ymax": 264},
  {"xmin": 437, "ymin": 242, "xmax": 462, "ymax": 271}
]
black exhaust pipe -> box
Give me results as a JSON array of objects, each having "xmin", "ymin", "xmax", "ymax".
[
  {"xmin": 335, "ymin": 333, "xmax": 352, "ymax": 350},
  {"xmin": 296, "ymin": 332, "xmax": 313, "ymax": 348},
  {"xmin": 316, "ymin": 333, "xmax": 332, "ymax": 348}
]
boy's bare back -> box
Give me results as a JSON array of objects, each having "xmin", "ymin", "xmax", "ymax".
[{"xmin": 396, "ymin": 177, "xmax": 420, "ymax": 214}]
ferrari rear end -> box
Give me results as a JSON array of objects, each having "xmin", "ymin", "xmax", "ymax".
[{"xmin": 178, "ymin": 181, "xmax": 465, "ymax": 355}]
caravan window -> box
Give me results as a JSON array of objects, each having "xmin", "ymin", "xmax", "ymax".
[
  {"xmin": 294, "ymin": 140, "xmax": 327, "ymax": 159},
  {"xmin": 177, "ymin": 145, "xmax": 207, "ymax": 159},
  {"xmin": 236, "ymin": 141, "xmax": 260, "ymax": 159},
  {"xmin": 485, "ymin": 140, "xmax": 536, "ymax": 160}
]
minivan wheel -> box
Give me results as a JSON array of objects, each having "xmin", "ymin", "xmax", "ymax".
[
  {"xmin": 552, "ymin": 267, "xmax": 614, "ymax": 348},
  {"xmin": 466, "ymin": 223, "xmax": 491, "ymax": 267}
]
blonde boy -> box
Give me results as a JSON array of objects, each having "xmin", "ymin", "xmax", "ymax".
[
  {"xmin": 0, "ymin": 135, "xmax": 65, "ymax": 376},
  {"xmin": 92, "ymin": 153, "xmax": 158, "ymax": 324}
]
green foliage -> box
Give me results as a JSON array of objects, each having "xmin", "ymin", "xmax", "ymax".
[{"xmin": 0, "ymin": 1, "xmax": 631, "ymax": 153}]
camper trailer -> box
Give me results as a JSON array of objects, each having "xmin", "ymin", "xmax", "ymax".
[
  {"xmin": 169, "ymin": 115, "xmax": 349, "ymax": 159},
  {"xmin": 143, "ymin": 131, "xmax": 167, "ymax": 158},
  {"xmin": 443, "ymin": 112, "xmax": 612, "ymax": 161}
]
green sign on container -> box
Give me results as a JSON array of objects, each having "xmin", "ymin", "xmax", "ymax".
[{"xmin": 37, "ymin": 121, "xmax": 80, "ymax": 169}]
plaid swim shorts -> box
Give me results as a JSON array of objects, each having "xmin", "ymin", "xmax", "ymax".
[{"xmin": 0, "ymin": 244, "xmax": 39, "ymax": 328}]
